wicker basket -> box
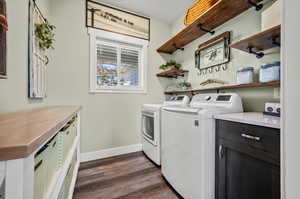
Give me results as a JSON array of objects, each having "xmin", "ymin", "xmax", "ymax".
[{"xmin": 184, "ymin": 0, "xmax": 219, "ymax": 25}]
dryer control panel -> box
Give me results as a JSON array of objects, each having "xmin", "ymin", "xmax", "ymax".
[{"xmin": 164, "ymin": 95, "xmax": 190, "ymax": 107}]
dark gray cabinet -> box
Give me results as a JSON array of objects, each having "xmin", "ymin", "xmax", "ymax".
[{"xmin": 215, "ymin": 120, "xmax": 280, "ymax": 199}]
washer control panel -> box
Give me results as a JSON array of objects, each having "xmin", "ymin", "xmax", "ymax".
[{"xmin": 190, "ymin": 93, "xmax": 243, "ymax": 112}]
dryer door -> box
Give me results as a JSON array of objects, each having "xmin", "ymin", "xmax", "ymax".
[{"xmin": 142, "ymin": 111, "xmax": 157, "ymax": 146}]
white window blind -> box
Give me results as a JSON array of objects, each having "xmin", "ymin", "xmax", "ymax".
[
  {"xmin": 120, "ymin": 48, "xmax": 139, "ymax": 86},
  {"xmin": 89, "ymin": 28, "xmax": 148, "ymax": 93},
  {"xmin": 96, "ymin": 41, "xmax": 141, "ymax": 87},
  {"xmin": 97, "ymin": 44, "xmax": 118, "ymax": 65}
]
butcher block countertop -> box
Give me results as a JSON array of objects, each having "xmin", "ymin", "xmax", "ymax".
[{"xmin": 0, "ymin": 106, "xmax": 81, "ymax": 161}]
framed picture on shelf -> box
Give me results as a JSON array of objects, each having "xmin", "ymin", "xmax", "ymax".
[
  {"xmin": 0, "ymin": 0, "xmax": 7, "ymax": 79},
  {"xmin": 86, "ymin": 0, "xmax": 150, "ymax": 40}
]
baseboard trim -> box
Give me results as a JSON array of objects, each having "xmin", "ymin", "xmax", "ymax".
[{"xmin": 80, "ymin": 144, "xmax": 142, "ymax": 163}]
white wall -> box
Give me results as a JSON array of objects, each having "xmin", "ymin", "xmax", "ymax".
[
  {"xmin": 0, "ymin": 0, "xmax": 51, "ymax": 113},
  {"xmin": 169, "ymin": 4, "xmax": 280, "ymax": 111},
  {"xmin": 47, "ymin": 0, "xmax": 172, "ymax": 153},
  {"xmin": 282, "ymin": 0, "xmax": 300, "ymax": 198}
]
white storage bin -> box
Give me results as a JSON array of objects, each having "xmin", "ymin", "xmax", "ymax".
[
  {"xmin": 236, "ymin": 67, "xmax": 254, "ymax": 84},
  {"xmin": 46, "ymin": 134, "xmax": 60, "ymax": 188},
  {"xmin": 259, "ymin": 62, "xmax": 280, "ymax": 82},
  {"xmin": 58, "ymin": 116, "xmax": 78, "ymax": 167},
  {"xmin": 34, "ymin": 144, "xmax": 49, "ymax": 199},
  {"xmin": 58, "ymin": 124, "xmax": 73, "ymax": 164},
  {"xmin": 70, "ymin": 121, "xmax": 77, "ymax": 144},
  {"xmin": 262, "ymin": 0, "xmax": 281, "ymax": 31}
]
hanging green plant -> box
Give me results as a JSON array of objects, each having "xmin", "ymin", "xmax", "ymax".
[
  {"xmin": 35, "ymin": 21, "xmax": 55, "ymax": 51},
  {"xmin": 159, "ymin": 60, "xmax": 182, "ymax": 70}
]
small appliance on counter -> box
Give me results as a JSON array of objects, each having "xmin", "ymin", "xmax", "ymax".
[
  {"xmin": 236, "ymin": 67, "xmax": 254, "ymax": 84},
  {"xmin": 259, "ymin": 61, "xmax": 280, "ymax": 82},
  {"xmin": 263, "ymin": 102, "xmax": 281, "ymax": 117}
]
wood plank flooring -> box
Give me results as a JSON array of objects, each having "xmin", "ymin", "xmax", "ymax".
[{"xmin": 73, "ymin": 152, "xmax": 182, "ymax": 199}]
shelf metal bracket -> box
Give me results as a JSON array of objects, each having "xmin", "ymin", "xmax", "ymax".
[
  {"xmin": 197, "ymin": 24, "xmax": 215, "ymax": 35},
  {"xmin": 247, "ymin": 46, "xmax": 265, "ymax": 59},
  {"xmin": 172, "ymin": 44, "xmax": 184, "ymax": 51},
  {"xmin": 245, "ymin": 0, "xmax": 264, "ymax": 11},
  {"xmin": 272, "ymin": 37, "xmax": 281, "ymax": 47}
]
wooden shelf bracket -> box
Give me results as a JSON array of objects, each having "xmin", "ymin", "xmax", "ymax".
[
  {"xmin": 173, "ymin": 44, "xmax": 184, "ymax": 51},
  {"xmin": 245, "ymin": 0, "xmax": 264, "ymax": 11},
  {"xmin": 198, "ymin": 24, "xmax": 215, "ymax": 35},
  {"xmin": 247, "ymin": 46, "xmax": 265, "ymax": 59}
]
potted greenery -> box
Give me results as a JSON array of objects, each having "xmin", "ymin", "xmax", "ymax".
[
  {"xmin": 177, "ymin": 81, "xmax": 192, "ymax": 90},
  {"xmin": 35, "ymin": 20, "xmax": 55, "ymax": 64},
  {"xmin": 159, "ymin": 60, "xmax": 182, "ymax": 70}
]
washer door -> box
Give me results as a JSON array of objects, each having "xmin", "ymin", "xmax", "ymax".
[{"xmin": 161, "ymin": 109, "xmax": 214, "ymax": 199}]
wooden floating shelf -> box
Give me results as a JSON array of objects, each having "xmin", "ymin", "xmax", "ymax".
[
  {"xmin": 157, "ymin": 0, "xmax": 262, "ymax": 54},
  {"xmin": 164, "ymin": 80, "xmax": 280, "ymax": 94},
  {"xmin": 156, "ymin": 68, "xmax": 189, "ymax": 78},
  {"xmin": 230, "ymin": 25, "xmax": 281, "ymax": 53}
]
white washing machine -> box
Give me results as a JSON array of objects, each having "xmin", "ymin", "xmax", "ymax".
[
  {"xmin": 141, "ymin": 95, "xmax": 190, "ymax": 165},
  {"xmin": 161, "ymin": 93, "xmax": 243, "ymax": 199}
]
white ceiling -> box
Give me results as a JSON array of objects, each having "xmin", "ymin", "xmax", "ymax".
[{"xmin": 96, "ymin": 0, "xmax": 195, "ymax": 23}]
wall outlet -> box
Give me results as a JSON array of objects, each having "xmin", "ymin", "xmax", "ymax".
[{"xmin": 274, "ymin": 87, "xmax": 280, "ymax": 99}]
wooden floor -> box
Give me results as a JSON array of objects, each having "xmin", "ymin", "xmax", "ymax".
[{"xmin": 73, "ymin": 152, "xmax": 182, "ymax": 199}]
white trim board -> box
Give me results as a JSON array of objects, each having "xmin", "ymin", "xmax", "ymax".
[{"xmin": 80, "ymin": 144, "xmax": 142, "ymax": 163}]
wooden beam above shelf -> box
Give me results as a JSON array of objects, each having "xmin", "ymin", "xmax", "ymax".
[
  {"xmin": 230, "ymin": 25, "xmax": 281, "ymax": 54},
  {"xmin": 164, "ymin": 80, "xmax": 280, "ymax": 95},
  {"xmin": 157, "ymin": 0, "xmax": 262, "ymax": 54}
]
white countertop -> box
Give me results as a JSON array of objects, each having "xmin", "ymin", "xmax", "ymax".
[{"xmin": 215, "ymin": 112, "xmax": 280, "ymax": 129}]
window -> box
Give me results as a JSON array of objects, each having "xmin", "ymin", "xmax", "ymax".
[{"xmin": 89, "ymin": 28, "xmax": 148, "ymax": 93}]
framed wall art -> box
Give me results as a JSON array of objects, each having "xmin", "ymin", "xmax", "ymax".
[
  {"xmin": 86, "ymin": 0, "xmax": 150, "ymax": 40},
  {"xmin": 195, "ymin": 31, "xmax": 231, "ymax": 71},
  {"xmin": 0, "ymin": 0, "xmax": 7, "ymax": 79},
  {"xmin": 28, "ymin": 0, "xmax": 48, "ymax": 98}
]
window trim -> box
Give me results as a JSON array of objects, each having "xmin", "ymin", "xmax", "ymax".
[{"xmin": 88, "ymin": 28, "xmax": 148, "ymax": 94}]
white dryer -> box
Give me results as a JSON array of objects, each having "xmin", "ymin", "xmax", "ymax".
[
  {"xmin": 142, "ymin": 95, "xmax": 190, "ymax": 165},
  {"xmin": 161, "ymin": 93, "xmax": 243, "ymax": 199}
]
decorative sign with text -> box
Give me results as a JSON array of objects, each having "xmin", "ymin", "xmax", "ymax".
[{"xmin": 86, "ymin": 0, "xmax": 150, "ymax": 40}]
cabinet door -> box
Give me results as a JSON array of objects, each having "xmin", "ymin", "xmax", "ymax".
[{"xmin": 216, "ymin": 140, "xmax": 280, "ymax": 199}]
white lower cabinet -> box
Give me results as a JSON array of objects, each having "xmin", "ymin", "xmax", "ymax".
[
  {"xmin": 57, "ymin": 186, "xmax": 65, "ymax": 199},
  {"xmin": 2, "ymin": 112, "xmax": 81, "ymax": 199},
  {"xmin": 34, "ymin": 145, "xmax": 48, "ymax": 199},
  {"xmin": 31, "ymin": 114, "xmax": 80, "ymax": 199},
  {"xmin": 0, "ymin": 162, "xmax": 5, "ymax": 198},
  {"xmin": 0, "ymin": 107, "xmax": 81, "ymax": 199},
  {"xmin": 0, "ymin": 180, "xmax": 4, "ymax": 199},
  {"xmin": 57, "ymin": 150, "xmax": 78, "ymax": 199}
]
